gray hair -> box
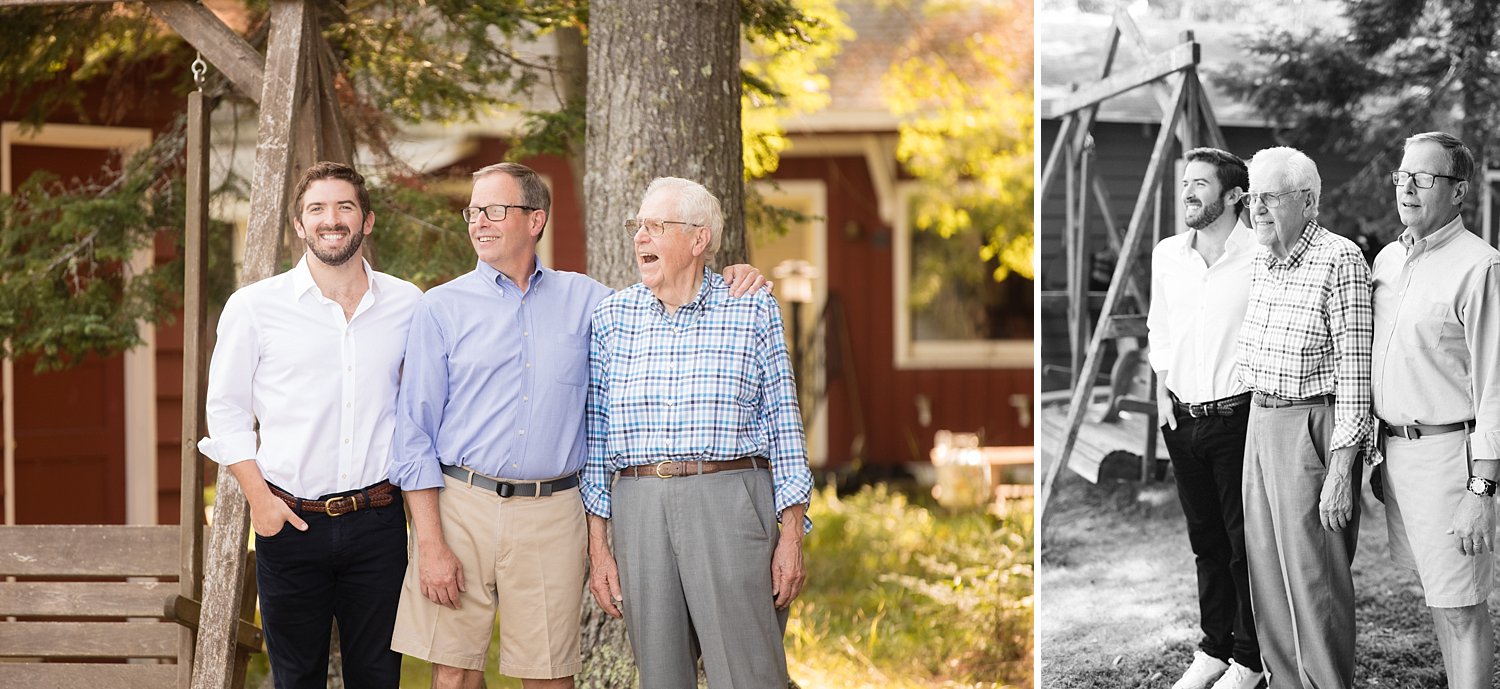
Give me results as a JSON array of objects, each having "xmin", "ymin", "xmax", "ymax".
[
  {"xmin": 1248, "ymin": 146, "xmax": 1322, "ymax": 218},
  {"xmin": 643, "ymin": 177, "xmax": 724, "ymax": 256},
  {"xmin": 1405, "ymin": 131, "xmax": 1474, "ymax": 183}
]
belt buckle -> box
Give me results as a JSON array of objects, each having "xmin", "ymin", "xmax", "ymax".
[
  {"xmin": 654, "ymin": 460, "xmax": 676, "ymax": 478},
  {"xmin": 1188, "ymin": 403, "xmax": 1207, "ymax": 418},
  {"xmin": 325, "ymin": 496, "xmax": 357, "ymax": 517},
  {"xmin": 1397, "ymin": 426, "xmax": 1420, "ymax": 440}
]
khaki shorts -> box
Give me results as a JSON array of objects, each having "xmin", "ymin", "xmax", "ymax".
[
  {"xmin": 1384, "ymin": 430, "xmax": 1494, "ymax": 608},
  {"xmin": 391, "ymin": 472, "xmax": 586, "ymax": 678}
]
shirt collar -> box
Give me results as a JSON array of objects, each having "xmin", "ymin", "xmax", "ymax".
[
  {"xmin": 289, "ymin": 255, "xmax": 378, "ymax": 300},
  {"xmin": 1183, "ymin": 223, "xmax": 1255, "ymax": 259},
  {"xmin": 648, "ymin": 266, "xmax": 720, "ymax": 316},
  {"xmin": 1264, "ymin": 219, "xmax": 1322, "ymax": 269},
  {"xmin": 1399, "ymin": 214, "xmax": 1465, "ymax": 254},
  {"xmin": 475, "ymin": 256, "xmax": 547, "ymax": 292}
]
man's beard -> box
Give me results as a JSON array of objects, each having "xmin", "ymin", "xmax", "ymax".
[
  {"xmin": 305, "ymin": 222, "xmax": 364, "ymax": 266},
  {"xmin": 1185, "ymin": 196, "xmax": 1227, "ymax": 230}
]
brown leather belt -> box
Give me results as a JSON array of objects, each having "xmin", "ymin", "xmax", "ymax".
[
  {"xmin": 269, "ymin": 480, "xmax": 396, "ymax": 516},
  {"xmin": 618, "ymin": 456, "xmax": 767, "ymax": 479},
  {"xmin": 1382, "ymin": 420, "xmax": 1473, "ymax": 440},
  {"xmin": 1252, "ymin": 392, "xmax": 1334, "ymax": 409}
]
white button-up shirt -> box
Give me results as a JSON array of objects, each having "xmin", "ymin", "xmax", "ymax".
[
  {"xmin": 199, "ymin": 257, "xmax": 421, "ymax": 499},
  {"xmin": 1147, "ymin": 225, "xmax": 1254, "ymax": 403}
]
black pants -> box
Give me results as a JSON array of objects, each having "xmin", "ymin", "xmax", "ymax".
[
  {"xmin": 255, "ymin": 488, "xmax": 406, "ymax": 689},
  {"xmin": 1161, "ymin": 403, "xmax": 1261, "ymax": 671}
]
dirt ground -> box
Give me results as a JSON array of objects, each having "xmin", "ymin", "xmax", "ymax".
[{"xmin": 1036, "ymin": 460, "xmax": 1500, "ymax": 688}]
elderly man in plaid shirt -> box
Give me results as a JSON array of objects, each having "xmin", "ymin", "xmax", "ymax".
[
  {"xmin": 1236, "ymin": 146, "xmax": 1372, "ymax": 689},
  {"xmin": 581, "ymin": 176, "xmax": 813, "ymax": 689}
]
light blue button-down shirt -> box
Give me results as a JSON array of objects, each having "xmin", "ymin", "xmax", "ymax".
[{"xmin": 389, "ymin": 259, "xmax": 613, "ymax": 489}]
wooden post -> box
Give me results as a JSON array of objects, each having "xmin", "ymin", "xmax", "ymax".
[
  {"xmin": 193, "ymin": 3, "xmax": 308, "ymax": 689},
  {"xmin": 178, "ymin": 88, "xmax": 210, "ymax": 689},
  {"xmin": 1064, "ymin": 137, "xmax": 1081, "ymax": 383}
]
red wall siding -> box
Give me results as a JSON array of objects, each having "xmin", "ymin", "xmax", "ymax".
[{"xmin": 772, "ymin": 156, "xmax": 1033, "ymax": 468}]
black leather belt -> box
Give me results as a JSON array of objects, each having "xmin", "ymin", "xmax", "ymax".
[
  {"xmin": 441, "ymin": 464, "xmax": 578, "ymax": 497},
  {"xmin": 1173, "ymin": 392, "xmax": 1251, "ymax": 418},
  {"xmin": 1381, "ymin": 420, "xmax": 1473, "ymax": 440},
  {"xmin": 1252, "ymin": 392, "xmax": 1334, "ymax": 409}
]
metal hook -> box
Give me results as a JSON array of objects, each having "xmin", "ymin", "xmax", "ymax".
[{"xmin": 192, "ymin": 53, "xmax": 207, "ymax": 91}]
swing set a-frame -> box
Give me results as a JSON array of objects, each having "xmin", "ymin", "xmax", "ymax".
[
  {"xmin": 1037, "ymin": 10, "xmax": 1229, "ymax": 530},
  {"xmin": 0, "ymin": 2, "xmax": 354, "ymax": 688}
]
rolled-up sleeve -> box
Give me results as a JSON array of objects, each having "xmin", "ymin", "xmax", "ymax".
[
  {"xmin": 1467, "ymin": 260, "xmax": 1500, "ymax": 459},
  {"xmin": 1327, "ymin": 247, "xmax": 1372, "ymax": 452},
  {"xmin": 755, "ymin": 294, "xmax": 813, "ymax": 533},
  {"xmin": 581, "ymin": 304, "xmax": 614, "ymax": 519},
  {"xmin": 200, "ymin": 292, "xmax": 261, "ymax": 465},
  {"xmin": 388, "ymin": 299, "xmax": 451, "ymax": 491}
]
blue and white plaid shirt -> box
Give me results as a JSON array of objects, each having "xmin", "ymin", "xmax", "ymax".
[{"xmin": 582, "ymin": 268, "xmax": 813, "ymax": 532}]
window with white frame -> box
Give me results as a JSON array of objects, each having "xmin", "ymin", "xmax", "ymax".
[{"xmin": 893, "ymin": 183, "xmax": 1033, "ymax": 369}]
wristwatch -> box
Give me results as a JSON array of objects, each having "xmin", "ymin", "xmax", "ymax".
[{"xmin": 1467, "ymin": 476, "xmax": 1497, "ymax": 497}]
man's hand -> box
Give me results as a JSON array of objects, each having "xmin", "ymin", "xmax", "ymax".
[
  {"xmin": 1156, "ymin": 380, "xmax": 1177, "ymax": 431},
  {"xmin": 1447, "ymin": 492, "xmax": 1496, "ymax": 556},
  {"xmin": 248, "ymin": 494, "xmax": 307, "ymax": 538},
  {"xmin": 228, "ymin": 461, "xmax": 307, "ymax": 539},
  {"xmin": 1318, "ymin": 446, "xmax": 1357, "ymax": 531},
  {"xmin": 772, "ymin": 503, "xmax": 807, "ymax": 609},
  {"xmin": 419, "ymin": 539, "xmax": 466, "ymax": 609},
  {"xmin": 722, "ymin": 264, "xmax": 770, "ymax": 297},
  {"xmin": 771, "ymin": 529, "xmax": 806, "ymax": 609},
  {"xmin": 587, "ymin": 514, "xmax": 623, "ymax": 618}
]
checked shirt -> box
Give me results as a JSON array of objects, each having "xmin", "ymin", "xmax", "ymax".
[
  {"xmin": 582, "ymin": 268, "xmax": 813, "ymax": 531},
  {"xmin": 1236, "ymin": 220, "xmax": 1372, "ymax": 453}
]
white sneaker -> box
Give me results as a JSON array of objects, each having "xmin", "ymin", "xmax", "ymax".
[
  {"xmin": 1172, "ymin": 651, "xmax": 1229, "ymax": 689},
  {"xmin": 1209, "ymin": 661, "xmax": 1265, "ymax": 689}
]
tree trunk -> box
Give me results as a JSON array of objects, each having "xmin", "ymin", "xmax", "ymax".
[
  {"xmin": 579, "ymin": 1, "xmax": 743, "ymax": 686},
  {"xmin": 584, "ymin": 0, "xmax": 746, "ymax": 291}
]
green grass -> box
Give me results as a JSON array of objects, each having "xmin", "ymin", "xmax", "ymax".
[{"xmin": 787, "ymin": 484, "xmax": 1034, "ymax": 688}]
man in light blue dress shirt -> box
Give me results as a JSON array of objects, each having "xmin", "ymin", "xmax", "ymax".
[{"xmin": 387, "ymin": 163, "xmax": 765, "ymax": 689}]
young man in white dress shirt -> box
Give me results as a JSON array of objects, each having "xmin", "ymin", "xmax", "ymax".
[
  {"xmin": 1148, "ymin": 148, "xmax": 1263, "ymax": 689},
  {"xmin": 199, "ymin": 162, "xmax": 422, "ymax": 689}
]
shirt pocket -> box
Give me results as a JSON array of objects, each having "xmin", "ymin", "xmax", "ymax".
[
  {"xmin": 546, "ymin": 333, "xmax": 590, "ymax": 386},
  {"xmin": 1416, "ymin": 301, "xmax": 1458, "ymax": 351}
]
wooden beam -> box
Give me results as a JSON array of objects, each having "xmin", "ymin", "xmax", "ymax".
[
  {"xmin": 0, "ymin": 525, "xmax": 177, "ymax": 577},
  {"xmin": 1038, "ymin": 114, "xmax": 1076, "ymax": 204},
  {"xmin": 165, "ymin": 595, "xmax": 263, "ymax": 653},
  {"xmin": 0, "ymin": 622, "xmax": 178, "ymax": 658},
  {"xmin": 1040, "ymin": 74, "xmax": 1191, "ymax": 529},
  {"xmin": 147, "ymin": 0, "xmax": 264, "ymax": 103},
  {"xmin": 194, "ymin": 4, "xmax": 309, "ymax": 689},
  {"xmin": 1047, "ymin": 41, "xmax": 1199, "ymax": 118},
  {"xmin": 0, "ymin": 581, "xmax": 177, "ymax": 617},
  {"xmin": 0, "ymin": 664, "xmax": 177, "ymax": 689},
  {"xmin": 180, "ymin": 87, "xmax": 211, "ymax": 689}
]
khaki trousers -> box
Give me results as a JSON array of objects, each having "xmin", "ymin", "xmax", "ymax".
[{"xmin": 1243, "ymin": 402, "xmax": 1360, "ymax": 689}]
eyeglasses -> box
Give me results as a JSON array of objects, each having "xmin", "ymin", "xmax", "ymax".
[
  {"xmin": 1245, "ymin": 188, "xmax": 1310, "ymax": 209},
  {"xmin": 623, "ymin": 218, "xmax": 701, "ymax": 237},
  {"xmin": 461, "ymin": 204, "xmax": 539, "ymax": 223},
  {"xmin": 1391, "ymin": 170, "xmax": 1465, "ymax": 189}
]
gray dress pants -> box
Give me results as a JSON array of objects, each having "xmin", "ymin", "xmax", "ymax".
[
  {"xmin": 613, "ymin": 467, "xmax": 791, "ymax": 689},
  {"xmin": 1243, "ymin": 402, "xmax": 1360, "ymax": 689}
]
